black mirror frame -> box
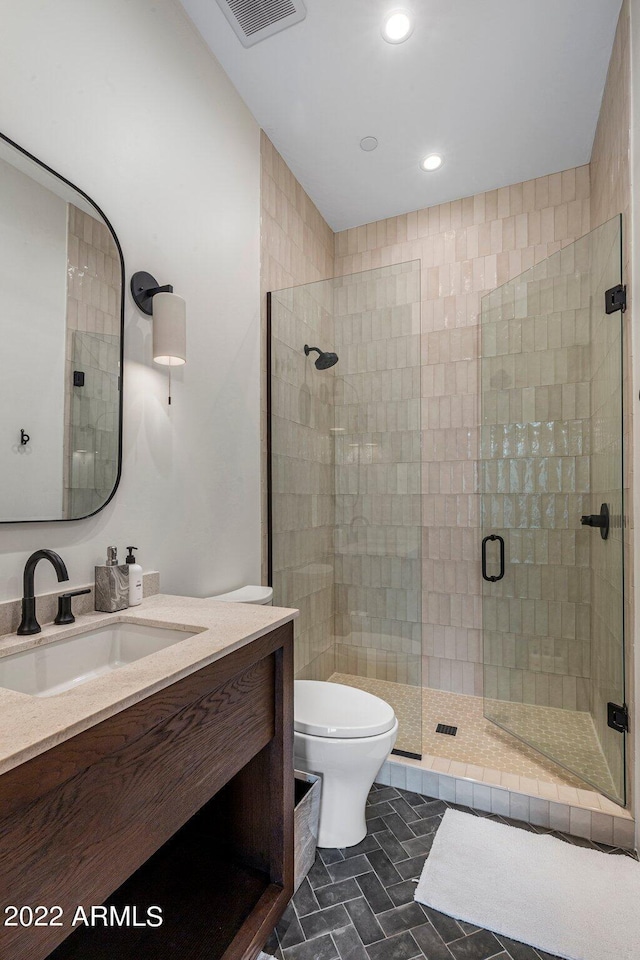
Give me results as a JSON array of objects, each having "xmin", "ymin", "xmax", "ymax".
[{"xmin": 0, "ymin": 130, "xmax": 125, "ymax": 523}]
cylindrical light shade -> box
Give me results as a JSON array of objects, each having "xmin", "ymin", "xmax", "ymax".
[{"xmin": 153, "ymin": 292, "xmax": 186, "ymax": 366}]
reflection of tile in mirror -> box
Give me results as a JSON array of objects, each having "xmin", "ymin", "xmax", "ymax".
[{"xmin": 63, "ymin": 205, "xmax": 121, "ymax": 519}]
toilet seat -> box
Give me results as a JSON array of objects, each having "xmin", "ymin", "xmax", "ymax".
[{"xmin": 294, "ymin": 680, "xmax": 396, "ymax": 739}]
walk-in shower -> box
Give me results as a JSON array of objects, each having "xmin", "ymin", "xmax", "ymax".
[{"xmin": 268, "ymin": 217, "xmax": 626, "ymax": 805}]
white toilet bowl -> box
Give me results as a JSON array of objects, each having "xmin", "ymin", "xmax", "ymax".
[
  {"xmin": 207, "ymin": 587, "xmax": 397, "ymax": 849},
  {"xmin": 294, "ymin": 680, "xmax": 398, "ymax": 849}
]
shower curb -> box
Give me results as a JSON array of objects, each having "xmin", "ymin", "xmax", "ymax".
[{"xmin": 377, "ymin": 757, "xmax": 636, "ymax": 850}]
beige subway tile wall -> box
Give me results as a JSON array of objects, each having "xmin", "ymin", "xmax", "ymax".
[
  {"xmin": 261, "ymin": 133, "xmax": 336, "ymax": 678},
  {"xmin": 334, "ymin": 167, "xmax": 591, "ymax": 696},
  {"xmin": 63, "ymin": 204, "xmax": 121, "ymax": 518}
]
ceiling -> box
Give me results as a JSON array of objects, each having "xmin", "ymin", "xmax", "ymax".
[{"xmin": 179, "ymin": 0, "xmax": 622, "ymax": 232}]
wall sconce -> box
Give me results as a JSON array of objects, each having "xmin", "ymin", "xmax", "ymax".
[{"xmin": 131, "ymin": 271, "xmax": 186, "ymax": 403}]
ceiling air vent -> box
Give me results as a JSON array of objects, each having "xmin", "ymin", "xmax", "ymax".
[{"xmin": 215, "ymin": 0, "xmax": 307, "ymax": 47}]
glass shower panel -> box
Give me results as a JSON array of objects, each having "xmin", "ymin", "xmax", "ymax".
[
  {"xmin": 481, "ymin": 216, "xmax": 625, "ymax": 802},
  {"xmin": 270, "ymin": 261, "xmax": 423, "ymax": 757},
  {"xmin": 332, "ymin": 262, "xmax": 422, "ymax": 756},
  {"xmin": 270, "ymin": 280, "xmax": 336, "ymax": 685}
]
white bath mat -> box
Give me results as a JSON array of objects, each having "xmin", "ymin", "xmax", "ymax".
[{"xmin": 414, "ymin": 809, "xmax": 640, "ymax": 960}]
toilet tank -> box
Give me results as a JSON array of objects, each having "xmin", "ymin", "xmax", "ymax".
[{"xmin": 211, "ymin": 585, "xmax": 273, "ymax": 605}]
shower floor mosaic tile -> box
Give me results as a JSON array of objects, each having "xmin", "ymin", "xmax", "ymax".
[
  {"xmin": 329, "ymin": 674, "xmax": 614, "ymax": 796},
  {"xmin": 265, "ymin": 783, "xmax": 636, "ymax": 960},
  {"xmin": 484, "ymin": 699, "xmax": 615, "ymax": 797}
]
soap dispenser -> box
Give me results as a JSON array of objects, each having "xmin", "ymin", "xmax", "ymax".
[
  {"xmin": 126, "ymin": 546, "xmax": 143, "ymax": 606},
  {"xmin": 95, "ymin": 546, "xmax": 129, "ymax": 612}
]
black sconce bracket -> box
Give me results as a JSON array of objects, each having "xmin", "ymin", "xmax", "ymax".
[{"xmin": 130, "ymin": 271, "xmax": 173, "ymax": 316}]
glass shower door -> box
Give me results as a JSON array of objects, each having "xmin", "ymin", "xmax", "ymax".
[{"xmin": 481, "ymin": 216, "xmax": 625, "ymax": 803}]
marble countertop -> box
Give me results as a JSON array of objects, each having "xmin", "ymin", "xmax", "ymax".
[{"xmin": 0, "ymin": 594, "xmax": 298, "ymax": 777}]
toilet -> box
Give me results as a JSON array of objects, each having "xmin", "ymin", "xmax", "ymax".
[
  {"xmin": 210, "ymin": 586, "xmax": 398, "ymax": 849},
  {"xmin": 294, "ymin": 680, "xmax": 398, "ymax": 849}
]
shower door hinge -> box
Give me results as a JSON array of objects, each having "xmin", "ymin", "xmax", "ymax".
[
  {"xmin": 607, "ymin": 702, "xmax": 629, "ymax": 733},
  {"xmin": 605, "ymin": 284, "xmax": 626, "ymax": 314}
]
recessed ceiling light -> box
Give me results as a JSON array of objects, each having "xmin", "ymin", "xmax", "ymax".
[
  {"xmin": 382, "ymin": 9, "xmax": 413, "ymax": 44},
  {"xmin": 421, "ymin": 153, "xmax": 443, "ymax": 172},
  {"xmin": 360, "ymin": 136, "xmax": 378, "ymax": 152}
]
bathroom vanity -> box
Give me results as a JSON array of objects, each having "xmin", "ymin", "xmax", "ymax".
[{"xmin": 0, "ymin": 595, "xmax": 297, "ymax": 960}]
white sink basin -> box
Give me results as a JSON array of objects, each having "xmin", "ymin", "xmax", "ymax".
[{"xmin": 0, "ymin": 622, "xmax": 197, "ymax": 697}]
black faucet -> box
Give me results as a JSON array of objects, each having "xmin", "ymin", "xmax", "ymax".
[{"xmin": 17, "ymin": 549, "xmax": 70, "ymax": 636}]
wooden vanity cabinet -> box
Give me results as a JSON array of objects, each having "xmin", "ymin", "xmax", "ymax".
[{"xmin": 0, "ymin": 621, "xmax": 294, "ymax": 960}]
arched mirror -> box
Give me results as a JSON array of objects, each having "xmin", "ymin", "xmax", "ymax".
[{"xmin": 0, "ymin": 132, "xmax": 124, "ymax": 521}]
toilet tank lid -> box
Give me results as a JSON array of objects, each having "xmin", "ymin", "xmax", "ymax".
[
  {"xmin": 294, "ymin": 680, "xmax": 396, "ymax": 739},
  {"xmin": 212, "ymin": 585, "xmax": 273, "ymax": 604}
]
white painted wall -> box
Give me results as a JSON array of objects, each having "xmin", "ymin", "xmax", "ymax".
[
  {"xmin": 629, "ymin": 0, "xmax": 640, "ymax": 847},
  {"xmin": 0, "ymin": 159, "xmax": 67, "ymax": 519},
  {"xmin": 0, "ymin": 0, "xmax": 261, "ymax": 601}
]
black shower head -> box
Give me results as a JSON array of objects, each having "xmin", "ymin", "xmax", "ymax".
[{"xmin": 304, "ymin": 344, "xmax": 339, "ymax": 370}]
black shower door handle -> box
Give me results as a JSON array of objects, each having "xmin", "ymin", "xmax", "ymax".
[{"xmin": 482, "ymin": 534, "xmax": 505, "ymax": 582}]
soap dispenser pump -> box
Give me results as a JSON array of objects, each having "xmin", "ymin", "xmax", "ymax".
[{"xmin": 126, "ymin": 546, "xmax": 143, "ymax": 606}]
